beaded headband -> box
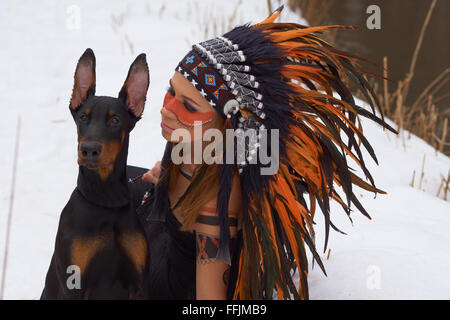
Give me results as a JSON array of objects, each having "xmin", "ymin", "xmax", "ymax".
[
  {"xmin": 176, "ymin": 37, "xmax": 265, "ymax": 120},
  {"xmin": 176, "ymin": 36, "xmax": 269, "ymax": 173}
]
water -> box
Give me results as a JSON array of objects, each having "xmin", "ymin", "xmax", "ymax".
[{"xmin": 326, "ymin": 0, "xmax": 449, "ymax": 112}]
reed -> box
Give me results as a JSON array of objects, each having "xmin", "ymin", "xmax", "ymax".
[
  {"xmin": 287, "ymin": 0, "xmax": 337, "ymax": 41},
  {"xmin": 365, "ymin": 0, "xmax": 448, "ymax": 156},
  {"xmin": 436, "ymin": 172, "xmax": 450, "ymax": 200},
  {"xmin": 289, "ymin": 0, "xmax": 448, "ymax": 156}
]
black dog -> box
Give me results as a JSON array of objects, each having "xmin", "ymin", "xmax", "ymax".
[{"xmin": 41, "ymin": 49, "xmax": 150, "ymax": 299}]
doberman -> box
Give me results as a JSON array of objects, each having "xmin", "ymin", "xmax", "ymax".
[{"xmin": 41, "ymin": 49, "xmax": 150, "ymax": 299}]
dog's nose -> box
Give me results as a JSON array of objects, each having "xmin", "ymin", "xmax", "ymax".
[{"xmin": 80, "ymin": 142, "xmax": 102, "ymax": 160}]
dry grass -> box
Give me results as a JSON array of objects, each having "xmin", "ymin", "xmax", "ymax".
[
  {"xmin": 305, "ymin": 0, "xmax": 450, "ymax": 157},
  {"xmin": 287, "ymin": 0, "xmax": 449, "ymax": 200},
  {"xmin": 436, "ymin": 172, "xmax": 450, "ymax": 200},
  {"xmin": 183, "ymin": 0, "xmax": 244, "ymax": 41},
  {"xmin": 288, "ymin": 0, "xmax": 448, "ymax": 156},
  {"xmin": 409, "ymin": 153, "xmax": 449, "ymax": 200},
  {"xmin": 288, "ymin": 0, "xmax": 335, "ymax": 26},
  {"xmin": 110, "ymin": 6, "xmax": 135, "ymax": 55},
  {"xmin": 369, "ymin": 0, "xmax": 449, "ymax": 156},
  {"xmin": 287, "ymin": 0, "xmax": 337, "ymax": 41}
]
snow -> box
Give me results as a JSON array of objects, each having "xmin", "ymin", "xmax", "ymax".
[
  {"xmin": 0, "ymin": 0, "xmax": 448, "ymax": 300},
  {"xmin": 307, "ymin": 119, "xmax": 450, "ymax": 300}
]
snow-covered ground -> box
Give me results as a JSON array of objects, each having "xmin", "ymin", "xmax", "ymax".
[{"xmin": 0, "ymin": 0, "xmax": 448, "ymax": 300}]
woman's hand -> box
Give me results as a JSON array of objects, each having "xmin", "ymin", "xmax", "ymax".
[{"xmin": 142, "ymin": 161, "xmax": 161, "ymax": 184}]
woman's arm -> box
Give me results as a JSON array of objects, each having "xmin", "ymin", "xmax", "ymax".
[{"xmin": 194, "ymin": 174, "xmax": 242, "ymax": 300}]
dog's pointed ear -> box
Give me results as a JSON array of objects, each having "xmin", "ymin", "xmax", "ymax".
[
  {"xmin": 70, "ymin": 48, "xmax": 96, "ymax": 110},
  {"xmin": 118, "ymin": 53, "xmax": 149, "ymax": 119}
]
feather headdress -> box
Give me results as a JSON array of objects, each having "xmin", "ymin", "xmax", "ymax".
[{"xmin": 174, "ymin": 5, "xmax": 397, "ymax": 299}]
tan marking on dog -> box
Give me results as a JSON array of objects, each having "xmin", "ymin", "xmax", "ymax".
[
  {"xmin": 76, "ymin": 129, "xmax": 125, "ymax": 181},
  {"xmin": 85, "ymin": 108, "xmax": 91, "ymax": 115},
  {"xmin": 77, "ymin": 137, "xmax": 83, "ymax": 166},
  {"xmin": 108, "ymin": 110, "xmax": 115, "ymax": 117},
  {"xmin": 117, "ymin": 233, "xmax": 148, "ymax": 275},
  {"xmin": 83, "ymin": 288, "xmax": 91, "ymax": 300},
  {"xmin": 96, "ymin": 130, "xmax": 126, "ymax": 181},
  {"xmin": 71, "ymin": 234, "xmax": 109, "ymax": 275}
]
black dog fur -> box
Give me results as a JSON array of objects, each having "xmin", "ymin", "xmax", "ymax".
[{"xmin": 40, "ymin": 49, "xmax": 150, "ymax": 299}]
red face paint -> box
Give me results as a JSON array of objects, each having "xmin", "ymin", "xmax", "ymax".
[{"xmin": 163, "ymin": 91, "xmax": 214, "ymax": 127}]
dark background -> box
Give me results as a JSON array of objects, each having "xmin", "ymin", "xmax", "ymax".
[
  {"xmin": 329, "ymin": 0, "xmax": 449, "ymax": 110},
  {"xmin": 287, "ymin": 0, "xmax": 449, "ymax": 154}
]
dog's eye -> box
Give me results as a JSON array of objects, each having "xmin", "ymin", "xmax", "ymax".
[
  {"xmin": 109, "ymin": 116, "xmax": 120, "ymax": 126},
  {"xmin": 79, "ymin": 114, "xmax": 88, "ymax": 122}
]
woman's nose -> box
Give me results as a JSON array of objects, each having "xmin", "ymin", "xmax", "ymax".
[
  {"xmin": 161, "ymin": 91, "xmax": 180, "ymax": 120},
  {"xmin": 160, "ymin": 105, "xmax": 175, "ymax": 119}
]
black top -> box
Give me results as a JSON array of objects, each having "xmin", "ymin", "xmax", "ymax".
[{"xmin": 127, "ymin": 165, "xmax": 196, "ymax": 299}]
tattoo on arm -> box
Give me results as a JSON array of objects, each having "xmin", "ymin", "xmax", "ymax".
[
  {"xmin": 195, "ymin": 232, "xmax": 239, "ymax": 264},
  {"xmin": 196, "ymin": 233, "xmax": 220, "ymax": 263},
  {"xmin": 195, "ymin": 212, "xmax": 239, "ymax": 264}
]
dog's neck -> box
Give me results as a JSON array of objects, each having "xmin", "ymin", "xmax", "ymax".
[{"xmin": 76, "ymin": 137, "xmax": 131, "ymax": 208}]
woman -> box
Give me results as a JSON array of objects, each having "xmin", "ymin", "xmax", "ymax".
[
  {"xmin": 128, "ymin": 6, "xmax": 396, "ymax": 300},
  {"xmin": 129, "ymin": 68, "xmax": 242, "ymax": 300}
]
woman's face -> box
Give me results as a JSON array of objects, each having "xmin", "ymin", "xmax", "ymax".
[{"xmin": 160, "ymin": 71, "xmax": 218, "ymax": 143}]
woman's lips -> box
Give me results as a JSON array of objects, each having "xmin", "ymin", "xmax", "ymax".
[{"xmin": 161, "ymin": 121, "xmax": 174, "ymax": 132}]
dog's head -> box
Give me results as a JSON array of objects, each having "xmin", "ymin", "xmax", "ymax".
[{"xmin": 69, "ymin": 49, "xmax": 149, "ymax": 180}]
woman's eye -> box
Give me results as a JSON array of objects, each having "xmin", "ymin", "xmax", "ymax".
[
  {"xmin": 166, "ymin": 85, "xmax": 197, "ymax": 112},
  {"xmin": 183, "ymin": 101, "xmax": 197, "ymax": 112},
  {"xmin": 167, "ymin": 86, "xmax": 175, "ymax": 96}
]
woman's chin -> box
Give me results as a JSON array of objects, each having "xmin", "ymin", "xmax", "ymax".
[
  {"xmin": 161, "ymin": 129, "xmax": 171, "ymax": 141},
  {"xmin": 162, "ymin": 130, "xmax": 182, "ymax": 143}
]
